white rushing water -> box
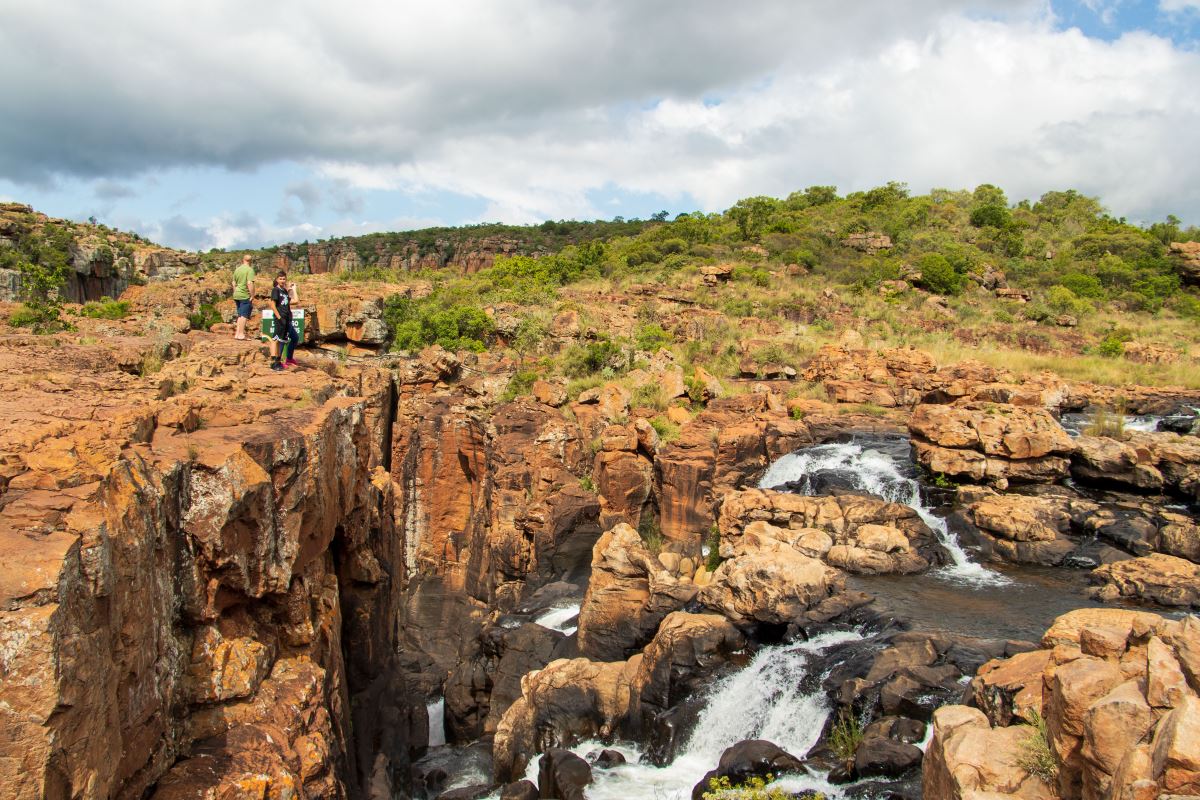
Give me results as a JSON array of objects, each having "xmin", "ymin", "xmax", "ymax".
[
  {"xmin": 533, "ymin": 603, "xmax": 581, "ymax": 636},
  {"xmin": 759, "ymin": 440, "xmax": 1009, "ymax": 586},
  {"xmin": 519, "ymin": 630, "xmax": 863, "ymax": 800},
  {"xmin": 427, "ymin": 697, "xmax": 446, "ymax": 748}
]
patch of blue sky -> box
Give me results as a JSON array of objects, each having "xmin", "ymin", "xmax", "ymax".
[{"xmin": 1049, "ymin": 0, "xmax": 1200, "ymax": 43}]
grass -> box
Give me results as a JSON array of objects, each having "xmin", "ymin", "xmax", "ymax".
[
  {"xmin": 638, "ymin": 513, "xmax": 664, "ymax": 555},
  {"xmin": 1018, "ymin": 709, "xmax": 1058, "ymax": 784},
  {"xmin": 1083, "ymin": 407, "xmax": 1127, "ymax": 439},
  {"xmin": 829, "ymin": 711, "xmax": 864, "ymax": 762},
  {"xmin": 79, "ymin": 298, "xmax": 131, "ymax": 319},
  {"xmin": 139, "ymin": 348, "xmax": 164, "ymax": 376},
  {"xmin": 649, "ymin": 416, "xmax": 681, "ymax": 443}
]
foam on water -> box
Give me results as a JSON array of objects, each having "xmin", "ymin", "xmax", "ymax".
[
  {"xmin": 518, "ymin": 630, "xmax": 864, "ymax": 800},
  {"xmin": 759, "ymin": 440, "xmax": 1009, "ymax": 586},
  {"xmin": 533, "ymin": 603, "xmax": 581, "ymax": 636}
]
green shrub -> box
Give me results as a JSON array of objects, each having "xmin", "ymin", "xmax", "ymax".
[
  {"xmin": 7, "ymin": 304, "xmax": 41, "ymax": 328},
  {"xmin": 829, "ymin": 711, "xmax": 864, "ymax": 762},
  {"xmin": 1046, "ymin": 286, "xmax": 1091, "ymax": 317},
  {"xmin": 562, "ymin": 339, "xmax": 624, "ymax": 377},
  {"xmin": 384, "ymin": 295, "xmax": 494, "ymax": 352},
  {"xmin": 1095, "ymin": 334, "xmax": 1125, "ymax": 358},
  {"xmin": 187, "ymin": 302, "xmax": 223, "ymax": 331},
  {"xmin": 579, "ymin": 475, "xmax": 596, "ymax": 493},
  {"xmin": 500, "ymin": 370, "xmax": 537, "ymax": 402},
  {"xmin": 732, "ymin": 265, "xmax": 771, "ymax": 287},
  {"xmin": 702, "ymin": 775, "xmax": 799, "ymax": 800},
  {"xmin": 704, "ymin": 525, "xmax": 723, "ymax": 572},
  {"xmin": 635, "ymin": 323, "xmax": 673, "ymax": 352},
  {"xmin": 80, "ymin": 298, "xmax": 131, "ymax": 319},
  {"xmin": 632, "ymin": 382, "xmax": 666, "ymax": 411},
  {"xmin": 917, "ymin": 253, "xmax": 963, "ymax": 295},
  {"xmin": 638, "ymin": 513, "xmax": 664, "ymax": 555},
  {"xmin": 649, "ymin": 416, "xmax": 680, "ymax": 442}
]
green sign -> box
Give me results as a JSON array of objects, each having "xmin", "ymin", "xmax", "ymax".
[{"xmin": 260, "ymin": 308, "xmax": 305, "ymax": 342}]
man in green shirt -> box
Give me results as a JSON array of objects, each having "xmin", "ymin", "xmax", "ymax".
[{"xmin": 231, "ymin": 255, "xmax": 255, "ymax": 340}]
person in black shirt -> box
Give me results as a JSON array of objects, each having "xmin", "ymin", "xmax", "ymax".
[{"xmin": 269, "ymin": 271, "xmax": 300, "ymax": 370}]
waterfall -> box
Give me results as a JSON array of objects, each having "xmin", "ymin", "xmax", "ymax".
[
  {"xmin": 427, "ymin": 697, "xmax": 446, "ymax": 748},
  {"xmin": 517, "ymin": 631, "xmax": 863, "ymax": 800},
  {"xmin": 533, "ymin": 603, "xmax": 581, "ymax": 636},
  {"xmin": 758, "ymin": 440, "xmax": 1008, "ymax": 586}
]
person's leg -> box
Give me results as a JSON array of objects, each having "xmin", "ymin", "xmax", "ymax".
[
  {"xmin": 234, "ymin": 299, "xmax": 250, "ymax": 339},
  {"xmin": 286, "ymin": 324, "xmax": 299, "ymax": 362}
]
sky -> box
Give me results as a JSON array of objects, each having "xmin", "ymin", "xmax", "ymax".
[{"xmin": 1, "ymin": 0, "xmax": 1198, "ymax": 251}]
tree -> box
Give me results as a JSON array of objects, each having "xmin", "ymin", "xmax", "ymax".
[
  {"xmin": 9, "ymin": 223, "xmax": 74, "ymax": 333},
  {"xmin": 916, "ymin": 253, "xmax": 963, "ymax": 295},
  {"xmin": 727, "ymin": 196, "xmax": 779, "ymax": 240}
]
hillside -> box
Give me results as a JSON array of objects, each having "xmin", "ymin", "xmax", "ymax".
[{"xmin": 0, "ymin": 185, "xmax": 1198, "ymax": 800}]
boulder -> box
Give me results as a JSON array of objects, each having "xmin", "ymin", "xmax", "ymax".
[
  {"xmin": 1090, "ymin": 554, "xmax": 1200, "ymax": 608},
  {"xmin": 691, "ymin": 740, "xmax": 805, "ymax": 800},
  {"xmin": 576, "ymin": 524, "xmax": 698, "ymax": 661},
  {"xmin": 538, "ymin": 748, "xmax": 591, "ymax": 800},
  {"xmin": 921, "ymin": 705, "xmax": 1054, "ymax": 800}
]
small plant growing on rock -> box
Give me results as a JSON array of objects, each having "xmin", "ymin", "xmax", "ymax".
[
  {"xmin": 500, "ymin": 370, "xmax": 537, "ymax": 403},
  {"xmin": 638, "ymin": 513, "xmax": 664, "ymax": 555},
  {"xmin": 649, "ymin": 416, "xmax": 680, "ymax": 443},
  {"xmin": 1083, "ymin": 407, "xmax": 1126, "ymax": 440},
  {"xmin": 1018, "ymin": 709, "xmax": 1058, "ymax": 784},
  {"xmin": 187, "ymin": 302, "xmax": 222, "ymax": 331},
  {"xmin": 704, "ymin": 525, "xmax": 723, "ymax": 572},
  {"xmin": 80, "ymin": 298, "xmax": 131, "ymax": 320},
  {"xmin": 829, "ymin": 710, "xmax": 864, "ymax": 762},
  {"xmin": 702, "ymin": 775, "xmax": 797, "ymax": 800},
  {"xmin": 579, "ymin": 475, "xmax": 596, "ymax": 493}
]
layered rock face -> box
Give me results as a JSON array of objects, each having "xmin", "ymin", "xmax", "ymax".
[
  {"xmin": 925, "ymin": 609, "xmax": 1200, "ymax": 800},
  {"xmin": 0, "ymin": 335, "xmax": 416, "ymax": 799}
]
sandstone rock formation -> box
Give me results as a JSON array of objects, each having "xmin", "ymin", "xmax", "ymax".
[
  {"xmin": 910, "ymin": 401, "xmax": 1075, "ymax": 485},
  {"xmin": 924, "ymin": 609, "xmax": 1200, "ymax": 800}
]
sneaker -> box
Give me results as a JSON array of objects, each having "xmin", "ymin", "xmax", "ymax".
[
  {"xmin": 270, "ymin": 361, "xmax": 284, "ymax": 371},
  {"xmin": 284, "ymin": 358, "xmax": 299, "ymax": 367}
]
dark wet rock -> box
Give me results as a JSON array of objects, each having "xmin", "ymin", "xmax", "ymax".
[
  {"xmin": 691, "ymin": 739, "xmax": 806, "ymax": 799},
  {"xmin": 853, "ymin": 736, "xmax": 923, "ymax": 778},
  {"xmin": 413, "ymin": 741, "xmax": 494, "ymax": 799},
  {"xmin": 500, "ymin": 780, "xmax": 539, "ymax": 800},
  {"xmin": 538, "ymin": 748, "xmax": 591, "ymax": 800},
  {"xmin": 590, "ymin": 749, "xmax": 627, "ymax": 769},
  {"xmin": 845, "ymin": 776, "xmax": 922, "ymax": 800},
  {"xmin": 513, "ymin": 581, "xmax": 584, "ymax": 617},
  {"xmin": 444, "ymin": 622, "xmax": 565, "ymax": 741},
  {"xmin": 1158, "ymin": 414, "xmax": 1198, "ymax": 435},
  {"xmin": 645, "ymin": 695, "xmax": 707, "ymax": 766}
]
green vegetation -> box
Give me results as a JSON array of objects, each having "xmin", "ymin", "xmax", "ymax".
[
  {"xmin": 704, "ymin": 525, "xmax": 723, "ymax": 572},
  {"xmin": 80, "ymin": 298, "xmax": 131, "ymax": 319},
  {"xmin": 2, "ymin": 221, "xmax": 74, "ymax": 333},
  {"xmin": 829, "ymin": 711, "xmax": 864, "ymax": 761},
  {"xmin": 649, "ymin": 415, "xmax": 680, "ymax": 442},
  {"xmin": 500, "ymin": 369, "xmax": 537, "ymax": 402},
  {"xmin": 702, "ymin": 775, "xmax": 803, "ymax": 800},
  {"xmin": 1082, "ymin": 407, "xmax": 1127, "ymax": 440},
  {"xmin": 638, "ymin": 513, "xmax": 664, "ymax": 555},
  {"xmin": 383, "ymin": 294, "xmax": 494, "ymax": 352},
  {"xmin": 187, "ymin": 302, "xmax": 223, "ymax": 332},
  {"xmin": 1018, "ymin": 709, "xmax": 1058, "ymax": 784}
]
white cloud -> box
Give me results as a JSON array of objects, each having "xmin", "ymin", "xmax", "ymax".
[
  {"xmin": 1160, "ymin": 0, "xmax": 1200, "ymax": 11},
  {"xmin": 2, "ymin": 0, "xmax": 1199, "ymax": 233}
]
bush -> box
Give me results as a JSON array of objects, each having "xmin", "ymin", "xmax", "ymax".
[
  {"xmin": 1095, "ymin": 334, "xmax": 1126, "ymax": 358},
  {"xmin": 917, "ymin": 253, "xmax": 963, "ymax": 295},
  {"xmin": 1018, "ymin": 709, "xmax": 1058, "ymax": 784},
  {"xmin": 649, "ymin": 416, "xmax": 680, "ymax": 442},
  {"xmin": 500, "ymin": 370, "xmax": 537, "ymax": 402},
  {"xmin": 702, "ymin": 775, "xmax": 797, "ymax": 800},
  {"xmin": 562, "ymin": 339, "xmax": 624, "ymax": 377},
  {"xmin": 1046, "ymin": 286, "xmax": 1091, "ymax": 317},
  {"xmin": 187, "ymin": 302, "xmax": 222, "ymax": 332},
  {"xmin": 635, "ymin": 323, "xmax": 672, "ymax": 352},
  {"xmin": 80, "ymin": 298, "xmax": 131, "ymax": 319},
  {"xmin": 384, "ymin": 295, "xmax": 494, "ymax": 352},
  {"xmin": 829, "ymin": 711, "xmax": 864, "ymax": 762}
]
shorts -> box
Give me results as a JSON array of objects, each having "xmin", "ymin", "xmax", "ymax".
[{"xmin": 235, "ymin": 299, "xmax": 253, "ymax": 318}]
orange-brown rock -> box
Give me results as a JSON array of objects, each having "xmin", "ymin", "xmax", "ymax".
[
  {"xmin": 576, "ymin": 524, "xmax": 698, "ymax": 661},
  {"xmin": 922, "ymin": 705, "xmax": 1054, "ymax": 800},
  {"xmin": 910, "ymin": 401, "xmax": 1073, "ymax": 484},
  {"xmin": 1090, "ymin": 553, "xmax": 1200, "ymax": 608},
  {"xmin": 926, "ymin": 608, "xmax": 1200, "ymax": 800},
  {"xmin": 1170, "ymin": 240, "xmax": 1200, "ymax": 286},
  {"xmin": 0, "ymin": 331, "xmax": 415, "ymax": 800},
  {"xmin": 716, "ymin": 488, "xmax": 943, "ymax": 574}
]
